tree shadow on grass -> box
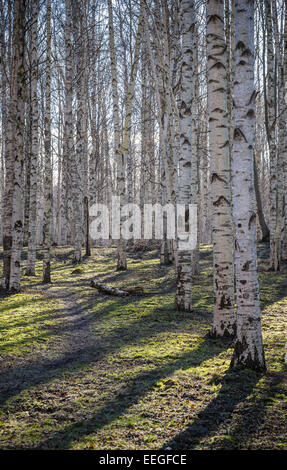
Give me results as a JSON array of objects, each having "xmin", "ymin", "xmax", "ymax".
[
  {"xmin": 162, "ymin": 366, "xmax": 270, "ymax": 450},
  {"xmin": 34, "ymin": 336, "xmax": 233, "ymax": 449},
  {"xmin": 0, "ymin": 296, "xmax": 210, "ymax": 407},
  {"xmin": 1, "ymin": 244, "xmax": 286, "ymax": 449}
]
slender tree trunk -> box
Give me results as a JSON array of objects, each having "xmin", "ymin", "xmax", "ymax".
[
  {"xmin": 55, "ymin": 77, "xmax": 63, "ymax": 246},
  {"xmin": 108, "ymin": 0, "xmax": 127, "ymax": 270},
  {"xmin": 71, "ymin": 1, "xmax": 86, "ymax": 263},
  {"xmin": 254, "ymin": 153, "xmax": 270, "ymax": 242},
  {"xmin": 82, "ymin": 26, "xmax": 90, "ymax": 257},
  {"xmin": 207, "ymin": 0, "xmax": 235, "ymax": 337},
  {"xmin": 271, "ymin": 0, "xmax": 283, "ymax": 269},
  {"xmin": 9, "ymin": 0, "xmax": 27, "ymax": 291},
  {"xmin": 231, "ymin": 0, "xmax": 266, "ymax": 372},
  {"xmin": 26, "ymin": 0, "xmax": 39, "ymax": 276},
  {"xmin": 62, "ymin": 0, "xmax": 74, "ymax": 248},
  {"xmin": 191, "ymin": 13, "xmax": 199, "ymax": 276},
  {"xmin": 1, "ymin": 0, "xmax": 13, "ymax": 289},
  {"xmin": 120, "ymin": 0, "xmax": 143, "ymax": 246},
  {"xmin": 282, "ymin": 1, "xmax": 287, "ymax": 260},
  {"xmin": 265, "ymin": 0, "xmax": 280, "ymax": 271},
  {"xmin": 42, "ymin": 0, "xmax": 52, "ymax": 283},
  {"xmin": 0, "ymin": 1, "xmax": 6, "ymax": 235},
  {"xmin": 175, "ymin": 0, "xmax": 194, "ymax": 312}
]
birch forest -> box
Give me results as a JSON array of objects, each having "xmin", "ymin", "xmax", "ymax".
[{"xmin": 0, "ymin": 0, "xmax": 286, "ymax": 453}]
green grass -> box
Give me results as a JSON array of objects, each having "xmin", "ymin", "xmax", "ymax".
[
  {"xmin": 0, "ymin": 244, "xmax": 286, "ymax": 450},
  {"xmin": 0, "ymin": 292, "xmax": 64, "ymax": 356}
]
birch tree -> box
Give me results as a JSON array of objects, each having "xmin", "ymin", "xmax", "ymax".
[
  {"xmin": 26, "ymin": 0, "xmax": 39, "ymax": 276},
  {"xmin": 231, "ymin": 0, "xmax": 266, "ymax": 372},
  {"xmin": 107, "ymin": 0, "xmax": 126, "ymax": 270},
  {"xmin": 1, "ymin": 0, "xmax": 14, "ymax": 290},
  {"xmin": 207, "ymin": 0, "xmax": 235, "ymax": 336},
  {"xmin": 42, "ymin": 0, "xmax": 52, "ymax": 283},
  {"xmin": 175, "ymin": 0, "xmax": 194, "ymax": 312},
  {"xmin": 265, "ymin": 0, "xmax": 280, "ymax": 271},
  {"xmin": 282, "ymin": 0, "xmax": 287, "ymax": 260},
  {"xmin": 62, "ymin": 0, "xmax": 74, "ymax": 248},
  {"xmin": 9, "ymin": 0, "xmax": 27, "ymax": 291}
]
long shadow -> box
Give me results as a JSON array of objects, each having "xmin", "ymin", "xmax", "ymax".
[
  {"xmin": 0, "ymin": 296, "xmax": 48, "ymax": 316},
  {"xmin": 53, "ymin": 244, "xmax": 287, "ymax": 310},
  {"xmin": 35, "ymin": 337, "xmax": 232, "ymax": 449},
  {"xmin": 0, "ymin": 297, "xmax": 210, "ymax": 407},
  {"xmin": 257, "ymin": 243, "xmax": 287, "ymax": 308},
  {"xmin": 162, "ymin": 366, "xmax": 262, "ymax": 450},
  {"xmin": 260, "ymin": 275, "xmax": 287, "ymax": 309},
  {"xmin": 1, "ymin": 244, "xmax": 286, "ymax": 449},
  {"xmin": 89, "ymin": 263, "xmax": 175, "ymax": 292},
  {"xmin": 225, "ymin": 371, "xmax": 287, "ymax": 449},
  {"xmin": 1, "ymin": 241, "xmax": 282, "ymax": 412},
  {"xmin": 0, "ymin": 277, "xmax": 174, "ymax": 339}
]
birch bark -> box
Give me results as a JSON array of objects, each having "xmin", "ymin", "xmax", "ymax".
[
  {"xmin": 231, "ymin": 0, "xmax": 266, "ymax": 372},
  {"xmin": 265, "ymin": 0, "xmax": 279, "ymax": 271},
  {"xmin": 9, "ymin": 0, "xmax": 26, "ymax": 291},
  {"xmin": 26, "ymin": 0, "xmax": 39, "ymax": 276},
  {"xmin": 1, "ymin": 0, "xmax": 14, "ymax": 289},
  {"xmin": 107, "ymin": 0, "xmax": 126, "ymax": 270},
  {"xmin": 62, "ymin": 0, "xmax": 74, "ymax": 247},
  {"xmin": 207, "ymin": 0, "xmax": 235, "ymax": 336},
  {"xmin": 176, "ymin": 0, "xmax": 194, "ymax": 312},
  {"xmin": 42, "ymin": 0, "xmax": 52, "ymax": 283},
  {"xmin": 282, "ymin": 1, "xmax": 287, "ymax": 260}
]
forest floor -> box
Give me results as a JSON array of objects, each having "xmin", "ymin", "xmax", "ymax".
[{"xmin": 0, "ymin": 244, "xmax": 286, "ymax": 450}]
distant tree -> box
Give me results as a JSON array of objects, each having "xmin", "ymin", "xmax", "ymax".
[{"xmin": 42, "ymin": 0, "xmax": 52, "ymax": 283}]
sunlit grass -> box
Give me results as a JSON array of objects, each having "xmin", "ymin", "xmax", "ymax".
[{"xmin": 0, "ymin": 243, "xmax": 286, "ymax": 450}]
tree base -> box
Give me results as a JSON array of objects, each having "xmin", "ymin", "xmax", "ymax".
[
  {"xmin": 208, "ymin": 327, "xmax": 235, "ymax": 339},
  {"xmin": 175, "ymin": 301, "xmax": 193, "ymax": 313},
  {"xmin": 116, "ymin": 265, "xmax": 127, "ymax": 271},
  {"xmin": 231, "ymin": 340, "xmax": 266, "ymax": 374},
  {"xmin": 230, "ymin": 357, "xmax": 266, "ymax": 374},
  {"xmin": 8, "ymin": 286, "xmax": 21, "ymax": 294}
]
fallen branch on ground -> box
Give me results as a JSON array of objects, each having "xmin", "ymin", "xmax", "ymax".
[{"xmin": 90, "ymin": 280, "xmax": 144, "ymax": 296}]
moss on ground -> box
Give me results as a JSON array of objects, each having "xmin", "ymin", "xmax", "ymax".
[{"xmin": 0, "ymin": 244, "xmax": 286, "ymax": 450}]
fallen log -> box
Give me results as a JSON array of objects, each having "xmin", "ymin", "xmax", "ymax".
[
  {"xmin": 90, "ymin": 280, "xmax": 129, "ymax": 296},
  {"xmin": 90, "ymin": 280, "xmax": 145, "ymax": 296}
]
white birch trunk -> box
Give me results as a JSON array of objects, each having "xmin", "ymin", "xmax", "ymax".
[
  {"xmin": 175, "ymin": 0, "xmax": 194, "ymax": 312},
  {"xmin": 1, "ymin": 0, "xmax": 14, "ymax": 289},
  {"xmin": 9, "ymin": 0, "xmax": 26, "ymax": 291},
  {"xmin": 26, "ymin": 0, "xmax": 39, "ymax": 276},
  {"xmin": 231, "ymin": 0, "xmax": 266, "ymax": 372},
  {"xmin": 108, "ymin": 0, "xmax": 126, "ymax": 270},
  {"xmin": 72, "ymin": 3, "xmax": 85, "ymax": 264},
  {"xmin": 266, "ymin": 0, "xmax": 280, "ymax": 271},
  {"xmin": 42, "ymin": 0, "xmax": 52, "ymax": 283},
  {"xmin": 62, "ymin": 0, "xmax": 74, "ymax": 247},
  {"xmin": 207, "ymin": 0, "xmax": 235, "ymax": 336},
  {"xmin": 282, "ymin": 3, "xmax": 287, "ymax": 260}
]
